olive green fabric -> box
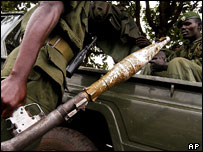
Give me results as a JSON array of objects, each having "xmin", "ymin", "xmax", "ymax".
[
  {"xmin": 1, "ymin": 1, "xmax": 90, "ymax": 149},
  {"xmin": 88, "ymin": 1, "xmax": 141, "ymax": 62},
  {"xmin": 168, "ymin": 37, "xmax": 202, "ymax": 66},
  {"xmin": 178, "ymin": 11, "xmax": 201, "ymax": 21},
  {"xmin": 141, "ymin": 58, "xmax": 202, "ymax": 82},
  {"xmin": 96, "ymin": 39, "xmax": 140, "ymax": 63},
  {"xmin": 160, "ymin": 48, "xmax": 174, "ymax": 58},
  {"xmin": 21, "ymin": 4, "xmax": 39, "ymax": 34},
  {"xmin": 141, "ymin": 37, "xmax": 202, "ymax": 82},
  {"xmin": 18, "ymin": 1, "xmax": 91, "ymax": 94},
  {"xmin": 167, "ymin": 57, "xmax": 202, "ymax": 81},
  {"xmin": 59, "ymin": 1, "xmax": 90, "ymax": 50},
  {"xmin": 1, "ymin": 45, "xmax": 67, "ymax": 95},
  {"xmin": 140, "ymin": 63, "xmax": 168, "ymax": 77},
  {"xmin": 177, "ymin": 11, "xmax": 201, "ymax": 28},
  {"xmin": 1, "ymin": 47, "xmax": 61, "ymax": 150},
  {"xmin": 1, "ymin": 67, "xmax": 60, "ymax": 149},
  {"xmin": 21, "ymin": 1, "xmax": 90, "ymax": 51}
]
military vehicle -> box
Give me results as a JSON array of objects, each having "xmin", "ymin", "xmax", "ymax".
[{"xmin": 1, "ymin": 13, "xmax": 202, "ymax": 151}]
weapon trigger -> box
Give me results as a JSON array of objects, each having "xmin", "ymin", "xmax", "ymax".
[{"xmin": 5, "ymin": 119, "xmax": 15, "ymax": 131}]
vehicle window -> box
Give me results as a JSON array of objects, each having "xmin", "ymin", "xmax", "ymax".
[
  {"xmin": 5, "ymin": 19, "xmax": 22, "ymax": 55},
  {"xmin": 1, "ymin": 15, "xmax": 21, "ymax": 32}
]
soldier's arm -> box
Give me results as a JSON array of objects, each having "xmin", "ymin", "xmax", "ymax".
[{"xmin": 1, "ymin": 1, "xmax": 64, "ymax": 118}]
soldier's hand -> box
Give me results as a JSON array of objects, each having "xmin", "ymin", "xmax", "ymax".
[
  {"xmin": 136, "ymin": 35, "xmax": 151, "ymax": 48},
  {"xmin": 1, "ymin": 76, "xmax": 27, "ymax": 118},
  {"xmin": 150, "ymin": 51, "xmax": 168, "ymax": 73}
]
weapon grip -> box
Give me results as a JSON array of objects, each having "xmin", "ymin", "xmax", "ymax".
[
  {"xmin": 66, "ymin": 37, "xmax": 97, "ymax": 78},
  {"xmin": 66, "ymin": 55, "xmax": 85, "ymax": 78}
]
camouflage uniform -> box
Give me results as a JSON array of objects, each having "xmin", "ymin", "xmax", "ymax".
[
  {"xmin": 167, "ymin": 37, "xmax": 202, "ymax": 81},
  {"xmin": 141, "ymin": 12, "xmax": 202, "ymax": 82}
]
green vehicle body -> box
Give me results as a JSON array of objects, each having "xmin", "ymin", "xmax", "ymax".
[
  {"xmin": 63, "ymin": 67, "xmax": 202, "ymax": 151},
  {"xmin": 1, "ymin": 13, "xmax": 202, "ymax": 151}
]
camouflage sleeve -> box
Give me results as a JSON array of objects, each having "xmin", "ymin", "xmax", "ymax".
[
  {"xmin": 160, "ymin": 48, "xmax": 173, "ymax": 58},
  {"xmin": 167, "ymin": 45, "xmax": 183, "ymax": 62},
  {"xmin": 193, "ymin": 39, "xmax": 202, "ymax": 67}
]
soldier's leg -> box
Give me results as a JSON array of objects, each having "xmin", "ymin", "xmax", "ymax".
[
  {"xmin": 140, "ymin": 63, "xmax": 152, "ymax": 75},
  {"xmin": 140, "ymin": 63, "xmax": 168, "ymax": 77},
  {"xmin": 24, "ymin": 67, "xmax": 61, "ymax": 151},
  {"xmin": 167, "ymin": 57, "xmax": 202, "ymax": 82}
]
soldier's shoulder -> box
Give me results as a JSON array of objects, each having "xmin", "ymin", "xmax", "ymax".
[
  {"xmin": 195, "ymin": 36, "xmax": 202, "ymax": 43},
  {"xmin": 195, "ymin": 37, "xmax": 202, "ymax": 49}
]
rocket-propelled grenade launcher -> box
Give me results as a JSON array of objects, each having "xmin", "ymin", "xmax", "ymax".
[
  {"xmin": 85, "ymin": 37, "xmax": 170, "ymax": 101},
  {"xmin": 1, "ymin": 37, "xmax": 170, "ymax": 151}
]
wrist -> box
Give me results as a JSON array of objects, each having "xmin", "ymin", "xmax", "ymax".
[{"xmin": 10, "ymin": 70, "xmax": 28, "ymax": 84}]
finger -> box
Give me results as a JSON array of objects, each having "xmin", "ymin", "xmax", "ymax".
[
  {"xmin": 137, "ymin": 43, "xmax": 146, "ymax": 46},
  {"xmin": 137, "ymin": 42, "xmax": 151, "ymax": 47},
  {"xmin": 136, "ymin": 41, "xmax": 148, "ymax": 45},
  {"xmin": 149, "ymin": 60, "xmax": 153, "ymax": 63},
  {"xmin": 1, "ymin": 101, "xmax": 6, "ymax": 112},
  {"xmin": 1, "ymin": 97, "xmax": 7, "ymax": 116},
  {"xmin": 1, "ymin": 108, "xmax": 13, "ymax": 118},
  {"xmin": 1, "ymin": 99, "xmax": 26, "ymax": 118},
  {"xmin": 152, "ymin": 56, "xmax": 158, "ymax": 60},
  {"xmin": 137, "ymin": 35, "xmax": 146, "ymax": 39},
  {"xmin": 149, "ymin": 58, "xmax": 158, "ymax": 63},
  {"xmin": 136, "ymin": 36, "xmax": 149, "ymax": 41},
  {"xmin": 12, "ymin": 98, "xmax": 26, "ymax": 113},
  {"xmin": 136, "ymin": 39, "xmax": 148, "ymax": 43},
  {"xmin": 21, "ymin": 98, "xmax": 26, "ymax": 106},
  {"xmin": 136, "ymin": 38, "xmax": 146, "ymax": 41},
  {"xmin": 1, "ymin": 109, "xmax": 7, "ymax": 118},
  {"xmin": 149, "ymin": 61, "xmax": 156, "ymax": 66}
]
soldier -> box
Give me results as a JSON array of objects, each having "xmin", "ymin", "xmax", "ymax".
[
  {"xmin": 141, "ymin": 11, "xmax": 202, "ymax": 82},
  {"xmin": 1, "ymin": 1, "xmax": 150, "ymax": 150}
]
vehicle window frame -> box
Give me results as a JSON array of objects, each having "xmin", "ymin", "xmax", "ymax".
[{"xmin": 1, "ymin": 14, "xmax": 23, "ymax": 59}]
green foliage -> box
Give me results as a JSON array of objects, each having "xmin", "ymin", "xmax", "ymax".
[
  {"xmin": 1, "ymin": 1, "xmax": 38, "ymax": 12},
  {"xmin": 141, "ymin": 1, "xmax": 202, "ymax": 49},
  {"xmin": 85, "ymin": 47, "xmax": 110, "ymax": 70}
]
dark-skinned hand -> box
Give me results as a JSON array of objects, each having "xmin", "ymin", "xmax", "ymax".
[
  {"xmin": 1, "ymin": 76, "xmax": 27, "ymax": 118},
  {"xmin": 149, "ymin": 51, "xmax": 168, "ymax": 73},
  {"xmin": 136, "ymin": 35, "xmax": 151, "ymax": 48}
]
